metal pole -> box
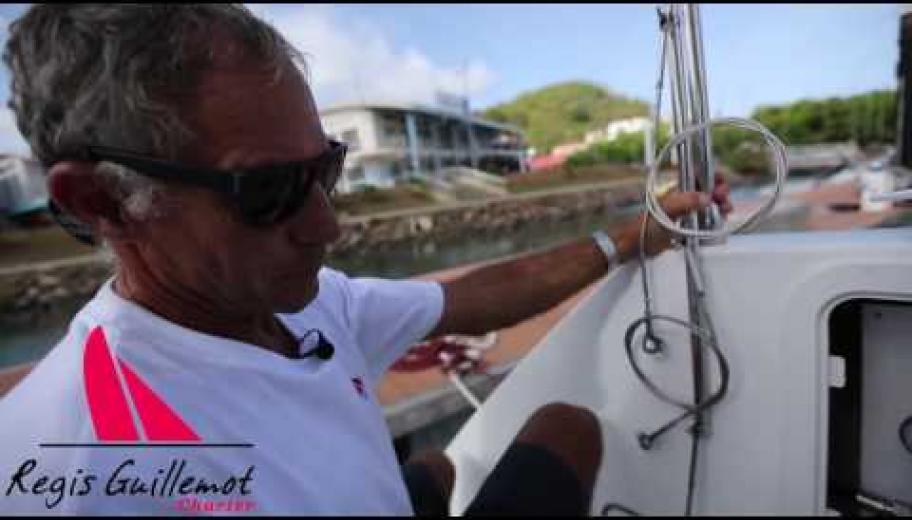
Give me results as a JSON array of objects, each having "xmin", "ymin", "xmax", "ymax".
[
  {"xmin": 666, "ymin": 6, "xmax": 693, "ymax": 190},
  {"xmin": 684, "ymin": 4, "xmax": 717, "ymax": 229},
  {"xmin": 665, "ymin": 3, "xmax": 712, "ymax": 439},
  {"xmin": 898, "ymin": 8, "xmax": 912, "ymax": 168}
]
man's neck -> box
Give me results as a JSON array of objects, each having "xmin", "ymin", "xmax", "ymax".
[{"xmin": 112, "ymin": 266, "xmax": 298, "ymax": 358}]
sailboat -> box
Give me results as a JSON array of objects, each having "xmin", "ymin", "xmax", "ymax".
[{"xmin": 444, "ymin": 5, "xmax": 912, "ymax": 516}]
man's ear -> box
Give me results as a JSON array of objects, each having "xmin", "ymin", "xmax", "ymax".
[{"xmin": 47, "ymin": 161, "xmax": 133, "ymax": 241}]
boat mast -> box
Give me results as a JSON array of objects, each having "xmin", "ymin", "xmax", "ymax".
[
  {"xmin": 664, "ymin": 4, "xmax": 716, "ymax": 225},
  {"xmin": 661, "ymin": 3, "xmax": 717, "ymax": 438},
  {"xmin": 632, "ymin": 6, "xmax": 788, "ymax": 512}
]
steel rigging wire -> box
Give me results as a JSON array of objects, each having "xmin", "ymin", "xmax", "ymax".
[{"xmin": 613, "ymin": 4, "xmax": 790, "ymax": 516}]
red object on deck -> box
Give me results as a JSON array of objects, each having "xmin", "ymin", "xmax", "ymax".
[{"xmin": 390, "ymin": 338, "xmax": 486, "ymax": 376}]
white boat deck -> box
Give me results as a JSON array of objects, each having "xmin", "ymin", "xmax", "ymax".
[{"xmin": 446, "ymin": 227, "xmax": 912, "ymax": 515}]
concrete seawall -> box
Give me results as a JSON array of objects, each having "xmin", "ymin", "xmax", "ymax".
[
  {"xmin": 0, "ymin": 180, "xmax": 643, "ymax": 319},
  {"xmin": 331, "ymin": 179, "xmax": 642, "ymax": 254}
]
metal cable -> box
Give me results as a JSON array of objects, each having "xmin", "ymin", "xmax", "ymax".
[
  {"xmin": 602, "ymin": 502, "xmax": 641, "ymax": 516},
  {"xmin": 616, "ymin": 7, "xmax": 780, "ymax": 516},
  {"xmin": 685, "ymin": 429, "xmax": 700, "ymax": 516},
  {"xmin": 637, "ymin": 13, "xmax": 671, "ymax": 357},
  {"xmin": 623, "ymin": 210, "xmax": 732, "ymax": 516},
  {"xmin": 646, "ymin": 4, "xmax": 730, "ymax": 440},
  {"xmin": 624, "ymin": 230, "xmax": 731, "ymax": 453},
  {"xmin": 645, "ymin": 117, "xmax": 789, "ymax": 241}
]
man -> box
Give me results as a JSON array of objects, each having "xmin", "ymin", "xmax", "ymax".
[{"xmin": 0, "ymin": 5, "xmax": 731, "ymax": 515}]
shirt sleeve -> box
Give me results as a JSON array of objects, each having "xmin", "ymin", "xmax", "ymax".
[{"xmin": 325, "ymin": 269, "xmax": 445, "ymax": 383}]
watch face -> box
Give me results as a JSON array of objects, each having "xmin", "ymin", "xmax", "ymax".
[{"xmin": 593, "ymin": 231, "xmax": 618, "ymax": 266}]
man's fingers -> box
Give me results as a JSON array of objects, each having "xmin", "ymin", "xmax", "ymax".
[
  {"xmin": 661, "ymin": 173, "xmax": 732, "ymax": 220},
  {"xmin": 659, "ymin": 191, "xmax": 711, "ymax": 220},
  {"xmin": 713, "ymin": 175, "xmax": 733, "ymax": 216},
  {"xmin": 712, "ymin": 182, "xmax": 730, "ymax": 203}
]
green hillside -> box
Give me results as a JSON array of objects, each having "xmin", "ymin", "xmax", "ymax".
[
  {"xmin": 481, "ymin": 81, "xmax": 649, "ymax": 154},
  {"xmin": 753, "ymin": 90, "xmax": 895, "ymax": 146}
]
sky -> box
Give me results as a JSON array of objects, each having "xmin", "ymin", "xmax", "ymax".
[{"xmin": 0, "ymin": 3, "xmax": 900, "ymax": 155}]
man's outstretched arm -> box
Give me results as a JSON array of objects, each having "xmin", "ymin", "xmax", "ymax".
[{"xmin": 428, "ymin": 184, "xmax": 731, "ymax": 338}]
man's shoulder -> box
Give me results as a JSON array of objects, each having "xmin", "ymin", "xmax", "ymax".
[
  {"xmin": 317, "ymin": 266, "xmax": 435, "ymax": 294},
  {"xmin": 309, "ymin": 266, "xmax": 398, "ymax": 312},
  {"xmin": 311, "ymin": 267, "xmax": 436, "ymax": 315},
  {"xmin": 313, "ymin": 266, "xmax": 357, "ymax": 299},
  {"xmin": 0, "ymin": 290, "xmax": 141, "ymax": 442},
  {"xmin": 316, "ymin": 266, "xmax": 359, "ymax": 293},
  {"xmin": 0, "ymin": 321, "xmax": 96, "ymax": 506}
]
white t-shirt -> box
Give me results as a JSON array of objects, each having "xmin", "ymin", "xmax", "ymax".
[{"xmin": 0, "ymin": 267, "xmax": 444, "ymax": 515}]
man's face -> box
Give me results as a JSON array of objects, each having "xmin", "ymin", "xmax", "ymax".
[{"xmin": 128, "ymin": 60, "xmax": 341, "ymax": 314}]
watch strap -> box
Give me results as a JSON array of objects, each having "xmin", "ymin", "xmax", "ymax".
[{"xmin": 591, "ymin": 230, "xmax": 620, "ymax": 271}]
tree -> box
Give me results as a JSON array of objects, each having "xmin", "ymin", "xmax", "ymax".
[
  {"xmin": 567, "ymin": 124, "xmax": 671, "ymax": 168},
  {"xmin": 753, "ymin": 90, "xmax": 896, "ymax": 146}
]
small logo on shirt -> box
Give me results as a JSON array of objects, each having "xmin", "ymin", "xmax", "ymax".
[{"xmin": 351, "ymin": 377, "xmax": 366, "ymax": 398}]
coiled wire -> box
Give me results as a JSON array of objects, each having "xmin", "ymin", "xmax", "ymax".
[
  {"xmin": 624, "ymin": 115, "xmax": 787, "ymax": 514},
  {"xmin": 645, "ymin": 117, "xmax": 790, "ymax": 241},
  {"xmin": 623, "ymin": 39, "xmax": 788, "ymax": 520},
  {"xmin": 623, "ymin": 208, "xmax": 732, "ymax": 517},
  {"xmin": 628, "ymin": 114, "xmax": 788, "ymax": 452},
  {"xmin": 900, "ymin": 415, "xmax": 912, "ymax": 455}
]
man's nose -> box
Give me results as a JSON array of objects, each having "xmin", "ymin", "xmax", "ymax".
[{"xmin": 288, "ymin": 185, "xmax": 341, "ymax": 245}]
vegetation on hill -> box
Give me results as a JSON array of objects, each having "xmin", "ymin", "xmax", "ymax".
[
  {"xmin": 562, "ymin": 89, "xmax": 897, "ymax": 175},
  {"xmin": 481, "ymin": 81, "xmax": 649, "ymax": 153},
  {"xmin": 753, "ymin": 90, "xmax": 895, "ymax": 146},
  {"xmin": 567, "ymin": 123, "xmax": 670, "ymax": 168}
]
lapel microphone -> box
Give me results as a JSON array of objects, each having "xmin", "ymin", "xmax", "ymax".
[{"xmin": 295, "ymin": 329, "xmax": 335, "ymax": 361}]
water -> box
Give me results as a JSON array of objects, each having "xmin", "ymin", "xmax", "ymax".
[
  {"xmin": 327, "ymin": 205, "xmax": 642, "ymax": 279},
  {"xmin": 0, "ymin": 299, "xmax": 84, "ymax": 368},
  {"xmin": 0, "ymin": 205, "xmax": 640, "ymax": 369}
]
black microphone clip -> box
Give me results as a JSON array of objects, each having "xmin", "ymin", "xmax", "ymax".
[{"xmin": 296, "ymin": 329, "xmax": 335, "ymax": 361}]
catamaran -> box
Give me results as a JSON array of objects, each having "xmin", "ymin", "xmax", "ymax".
[{"xmin": 444, "ymin": 4, "xmax": 912, "ymax": 516}]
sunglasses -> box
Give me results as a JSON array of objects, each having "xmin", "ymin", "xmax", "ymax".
[{"xmin": 85, "ymin": 140, "xmax": 347, "ymax": 226}]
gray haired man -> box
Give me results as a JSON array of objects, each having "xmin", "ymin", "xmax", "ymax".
[{"xmin": 0, "ymin": 4, "xmax": 730, "ymax": 515}]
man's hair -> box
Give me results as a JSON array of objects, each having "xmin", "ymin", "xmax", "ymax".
[{"xmin": 3, "ymin": 4, "xmax": 305, "ymax": 167}]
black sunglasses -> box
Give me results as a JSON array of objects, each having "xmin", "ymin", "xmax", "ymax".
[{"xmin": 85, "ymin": 140, "xmax": 347, "ymax": 226}]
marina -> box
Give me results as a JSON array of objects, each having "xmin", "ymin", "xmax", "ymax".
[{"xmin": 0, "ymin": 3, "xmax": 909, "ymax": 516}]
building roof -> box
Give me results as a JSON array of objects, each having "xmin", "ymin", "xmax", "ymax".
[{"xmin": 320, "ymin": 101, "xmax": 525, "ymax": 135}]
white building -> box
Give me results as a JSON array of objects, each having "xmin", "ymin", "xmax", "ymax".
[
  {"xmin": 584, "ymin": 116, "xmax": 651, "ymax": 145},
  {"xmin": 0, "ymin": 155, "xmax": 46, "ymax": 217},
  {"xmin": 320, "ymin": 103, "xmax": 528, "ymax": 194}
]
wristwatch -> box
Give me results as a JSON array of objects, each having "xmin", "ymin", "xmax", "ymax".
[{"xmin": 591, "ymin": 230, "xmax": 620, "ymax": 271}]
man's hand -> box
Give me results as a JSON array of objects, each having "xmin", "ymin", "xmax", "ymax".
[{"xmin": 613, "ymin": 175, "xmax": 733, "ymax": 261}]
